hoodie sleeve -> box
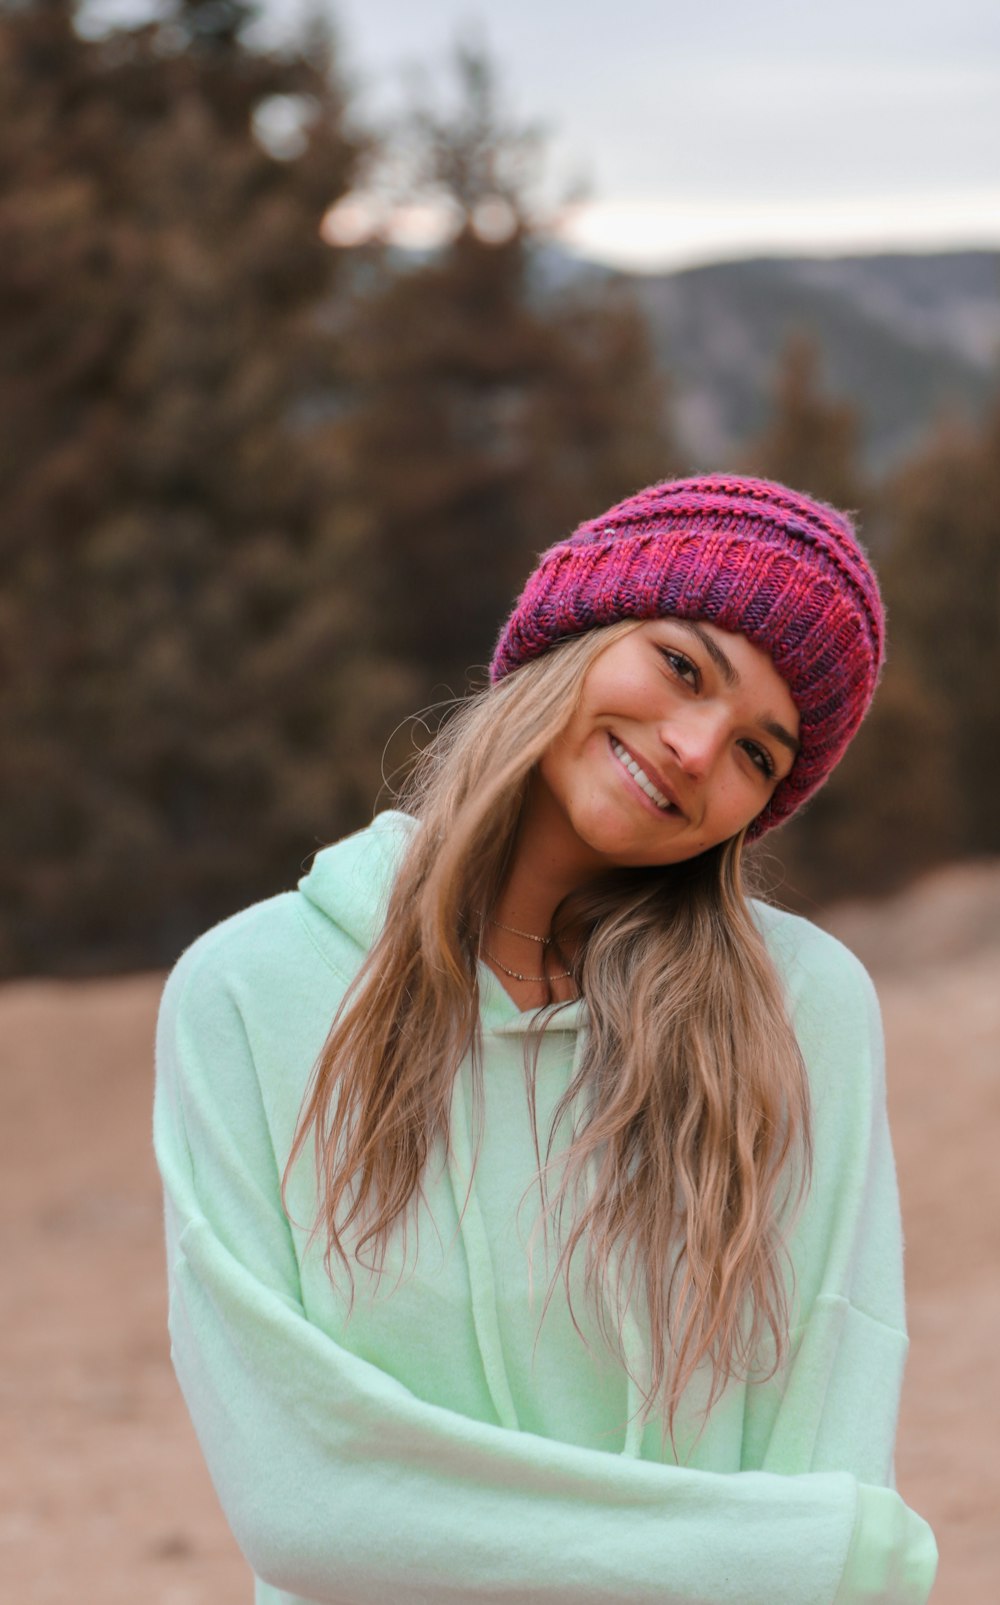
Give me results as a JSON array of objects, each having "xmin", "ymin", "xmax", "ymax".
[
  {"xmin": 739, "ymin": 922, "xmax": 937, "ymax": 1603},
  {"xmin": 154, "ymin": 931, "xmax": 937, "ymax": 1605}
]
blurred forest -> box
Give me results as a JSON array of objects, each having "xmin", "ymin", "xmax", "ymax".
[{"xmin": 1, "ymin": 0, "xmax": 998, "ymax": 977}]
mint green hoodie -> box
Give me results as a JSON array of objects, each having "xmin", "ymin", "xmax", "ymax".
[{"xmin": 154, "ymin": 811, "xmax": 937, "ymax": 1604}]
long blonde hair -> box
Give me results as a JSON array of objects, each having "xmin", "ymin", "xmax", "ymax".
[{"xmin": 287, "ymin": 622, "xmax": 812, "ymax": 1441}]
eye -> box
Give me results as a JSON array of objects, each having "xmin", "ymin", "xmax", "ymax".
[
  {"xmin": 740, "ymin": 739, "xmax": 776, "ymax": 781},
  {"xmin": 658, "ymin": 646, "xmax": 700, "ymax": 689}
]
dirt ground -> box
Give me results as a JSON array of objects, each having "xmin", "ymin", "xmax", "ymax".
[{"xmin": 2, "ymin": 861, "xmax": 998, "ymax": 1603}]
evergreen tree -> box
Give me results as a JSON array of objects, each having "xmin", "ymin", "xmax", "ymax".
[
  {"xmin": 0, "ymin": 0, "xmax": 395, "ymax": 973},
  {"xmin": 742, "ymin": 329, "xmax": 964, "ymax": 902},
  {"xmin": 758, "ymin": 654, "xmax": 962, "ymax": 907},
  {"xmin": 774, "ymin": 392, "xmax": 1000, "ymax": 901},
  {"xmin": 335, "ymin": 45, "xmax": 679, "ymax": 701},
  {"xmin": 747, "ymin": 329, "xmax": 866, "ymax": 514},
  {"xmin": 879, "ymin": 400, "xmax": 1000, "ymax": 855}
]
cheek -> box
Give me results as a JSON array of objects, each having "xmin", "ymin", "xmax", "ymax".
[
  {"xmin": 587, "ymin": 662, "xmax": 658, "ymax": 715},
  {"xmin": 556, "ymin": 728, "xmax": 608, "ymax": 807},
  {"xmin": 703, "ymin": 770, "xmax": 767, "ymax": 839},
  {"xmin": 537, "ymin": 723, "xmax": 589, "ymax": 807}
]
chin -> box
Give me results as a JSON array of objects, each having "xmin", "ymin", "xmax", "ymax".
[{"xmin": 589, "ymin": 831, "xmax": 696, "ymax": 871}]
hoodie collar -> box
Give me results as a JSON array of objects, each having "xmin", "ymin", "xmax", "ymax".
[
  {"xmin": 299, "ymin": 810, "xmax": 586, "ymax": 1035},
  {"xmin": 477, "ymin": 962, "xmax": 585, "ymax": 1036}
]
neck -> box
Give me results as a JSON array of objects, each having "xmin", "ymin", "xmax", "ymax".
[
  {"xmin": 482, "ymin": 855, "xmax": 581, "ymax": 1006},
  {"xmin": 492, "ymin": 774, "xmax": 605, "ymax": 943}
]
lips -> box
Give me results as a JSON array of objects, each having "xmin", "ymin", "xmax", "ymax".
[{"xmin": 609, "ymin": 736, "xmax": 684, "ymax": 816}]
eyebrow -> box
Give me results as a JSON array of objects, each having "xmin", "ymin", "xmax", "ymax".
[{"xmin": 670, "ymin": 620, "xmax": 802, "ymax": 760}]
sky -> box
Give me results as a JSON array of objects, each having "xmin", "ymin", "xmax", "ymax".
[
  {"xmin": 276, "ymin": 0, "xmax": 1000, "ymax": 271},
  {"xmin": 81, "ymin": 0, "xmax": 1000, "ymax": 270}
]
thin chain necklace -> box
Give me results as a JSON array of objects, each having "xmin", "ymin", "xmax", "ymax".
[
  {"xmin": 485, "ymin": 914, "xmax": 552, "ymax": 946},
  {"xmin": 480, "ymin": 946, "xmax": 573, "ymax": 984}
]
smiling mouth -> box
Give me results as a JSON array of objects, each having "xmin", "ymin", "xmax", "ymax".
[{"xmin": 609, "ymin": 737, "xmax": 680, "ymax": 814}]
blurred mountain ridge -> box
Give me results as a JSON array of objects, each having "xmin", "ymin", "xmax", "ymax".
[{"xmin": 526, "ymin": 245, "xmax": 1000, "ymax": 474}]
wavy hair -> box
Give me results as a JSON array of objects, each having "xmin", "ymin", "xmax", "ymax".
[{"xmin": 286, "ymin": 622, "xmax": 812, "ymax": 1443}]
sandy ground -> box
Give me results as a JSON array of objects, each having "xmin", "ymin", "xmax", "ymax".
[{"xmin": 2, "ymin": 862, "xmax": 998, "ymax": 1603}]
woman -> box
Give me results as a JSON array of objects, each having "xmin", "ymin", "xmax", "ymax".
[{"xmin": 154, "ymin": 475, "xmax": 937, "ymax": 1603}]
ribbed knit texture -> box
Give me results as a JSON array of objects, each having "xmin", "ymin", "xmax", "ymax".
[{"xmin": 490, "ymin": 475, "xmax": 886, "ymax": 835}]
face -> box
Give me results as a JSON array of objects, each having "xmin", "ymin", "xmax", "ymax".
[{"xmin": 530, "ymin": 618, "xmax": 801, "ymax": 878}]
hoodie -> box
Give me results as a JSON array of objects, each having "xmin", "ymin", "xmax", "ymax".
[{"xmin": 153, "ymin": 810, "xmax": 937, "ymax": 1604}]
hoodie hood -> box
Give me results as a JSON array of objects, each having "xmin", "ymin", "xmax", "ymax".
[
  {"xmin": 296, "ymin": 808, "xmax": 586, "ymax": 1036},
  {"xmin": 296, "ymin": 809, "xmax": 418, "ymax": 966}
]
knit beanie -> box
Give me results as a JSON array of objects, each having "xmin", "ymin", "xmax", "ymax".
[{"xmin": 490, "ymin": 474, "xmax": 885, "ymax": 837}]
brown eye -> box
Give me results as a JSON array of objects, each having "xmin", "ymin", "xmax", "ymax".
[
  {"xmin": 740, "ymin": 740, "xmax": 775, "ymax": 780},
  {"xmin": 659, "ymin": 647, "xmax": 699, "ymax": 689}
]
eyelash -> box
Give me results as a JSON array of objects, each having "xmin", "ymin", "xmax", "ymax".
[
  {"xmin": 657, "ymin": 646, "xmax": 777, "ymax": 781},
  {"xmin": 659, "ymin": 647, "xmax": 699, "ymax": 688},
  {"xmin": 742, "ymin": 741, "xmax": 776, "ymax": 781}
]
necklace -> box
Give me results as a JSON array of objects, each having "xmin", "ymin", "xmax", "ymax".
[
  {"xmin": 486, "ymin": 915, "xmax": 552, "ymax": 946},
  {"xmin": 481, "ymin": 947, "xmax": 573, "ymax": 984}
]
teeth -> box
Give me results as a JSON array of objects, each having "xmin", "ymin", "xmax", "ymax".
[{"xmin": 611, "ymin": 738, "xmax": 672, "ymax": 811}]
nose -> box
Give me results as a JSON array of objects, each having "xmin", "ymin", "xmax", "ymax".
[{"xmin": 657, "ymin": 707, "xmax": 728, "ymax": 782}]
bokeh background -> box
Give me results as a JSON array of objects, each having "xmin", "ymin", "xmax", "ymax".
[{"xmin": 1, "ymin": 0, "xmax": 998, "ymax": 1598}]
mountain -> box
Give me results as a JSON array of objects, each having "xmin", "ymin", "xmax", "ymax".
[
  {"xmin": 621, "ymin": 250, "xmax": 1000, "ymax": 473},
  {"xmin": 355, "ymin": 241, "xmax": 1000, "ymax": 476}
]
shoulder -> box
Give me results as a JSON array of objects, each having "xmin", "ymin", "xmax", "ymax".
[
  {"xmin": 158, "ymin": 890, "xmax": 316, "ymax": 1027},
  {"xmin": 752, "ymin": 898, "xmax": 879, "ymax": 1017},
  {"xmin": 159, "ymin": 809, "xmax": 418, "ymax": 1030},
  {"xmin": 751, "ymin": 898, "xmax": 885, "ymax": 1107},
  {"xmin": 154, "ymin": 888, "xmax": 353, "ymax": 1168}
]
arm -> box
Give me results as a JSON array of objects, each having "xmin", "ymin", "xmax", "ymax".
[
  {"xmin": 744, "ymin": 917, "xmax": 937, "ymax": 1600},
  {"xmin": 154, "ymin": 929, "xmax": 937, "ymax": 1605}
]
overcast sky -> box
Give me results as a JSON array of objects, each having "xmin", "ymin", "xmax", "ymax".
[
  {"xmin": 81, "ymin": 0, "xmax": 1000, "ymax": 267},
  {"xmin": 286, "ymin": 0, "xmax": 1000, "ymax": 269}
]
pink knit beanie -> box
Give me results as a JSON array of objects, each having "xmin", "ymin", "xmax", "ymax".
[{"xmin": 490, "ymin": 474, "xmax": 885, "ymax": 836}]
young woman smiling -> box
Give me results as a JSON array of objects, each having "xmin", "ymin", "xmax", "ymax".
[{"xmin": 155, "ymin": 475, "xmax": 937, "ymax": 1604}]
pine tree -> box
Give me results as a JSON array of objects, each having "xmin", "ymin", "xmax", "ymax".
[
  {"xmin": 0, "ymin": 0, "xmax": 392, "ymax": 973},
  {"xmin": 333, "ymin": 45, "xmax": 679, "ymax": 702},
  {"xmin": 774, "ymin": 393, "xmax": 1000, "ymax": 900},
  {"xmin": 747, "ymin": 329, "xmax": 866, "ymax": 514},
  {"xmin": 880, "ymin": 399, "xmax": 1000, "ymax": 855},
  {"xmin": 741, "ymin": 329, "xmax": 965, "ymax": 902}
]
